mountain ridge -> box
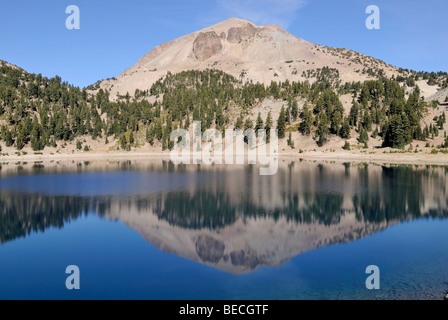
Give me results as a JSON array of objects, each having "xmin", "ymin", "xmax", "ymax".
[
  {"xmin": 1, "ymin": 18, "xmax": 448, "ymax": 157},
  {"xmin": 96, "ymin": 17, "xmax": 399, "ymax": 99}
]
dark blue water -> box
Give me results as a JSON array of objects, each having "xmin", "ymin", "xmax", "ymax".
[{"xmin": 0, "ymin": 160, "xmax": 447, "ymax": 300}]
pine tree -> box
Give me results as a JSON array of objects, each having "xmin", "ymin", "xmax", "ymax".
[
  {"xmin": 285, "ymin": 106, "xmax": 291, "ymax": 125},
  {"xmin": 382, "ymin": 115, "xmax": 411, "ymax": 149},
  {"xmin": 4, "ymin": 128, "xmax": 14, "ymax": 147},
  {"xmin": 243, "ymin": 119, "xmax": 254, "ymax": 144},
  {"xmin": 277, "ymin": 107, "xmax": 286, "ymax": 139},
  {"xmin": 339, "ymin": 118, "xmax": 351, "ymax": 139},
  {"xmin": 291, "ymin": 100, "xmax": 299, "ymax": 121},
  {"xmin": 316, "ymin": 113, "xmax": 329, "ymax": 147},
  {"xmin": 389, "ymin": 99, "xmax": 404, "ymax": 116},
  {"xmin": 120, "ymin": 134, "xmax": 127, "ymax": 150},
  {"xmin": 15, "ymin": 124, "xmax": 27, "ymax": 150},
  {"xmin": 363, "ymin": 112, "xmax": 372, "ymax": 131},
  {"xmin": 215, "ymin": 107, "xmax": 224, "ymax": 129},
  {"xmin": 264, "ymin": 112, "xmax": 273, "ymax": 143},
  {"xmin": 30, "ymin": 122, "xmax": 44, "ymax": 151},
  {"xmin": 330, "ymin": 110, "xmax": 342, "ymax": 134},
  {"xmin": 146, "ymin": 126, "xmax": 154, "ymax": 145},
  {"xmin": 235, "ymin": 116, "xmax": 243, "ymax": 130},
  {"xmin": 349, "ymin": 100, "xmax": 359, "ymax": 127},
  {"xmin": 358, "ymin": 126, "xmax": 369, "ymax": 144},
  {"xmin": 299, "ymin": 104, "xmax": 312, "ymax": 136},
  {"xmin": 184, "ymin": 115, "xmax": 190, "ymax": 130},
  {"xmin": 154, "ymin": 120, "xmax": 163, "ymax": 140},
  {"xmin": 287, "ymin": 132, "xmax": 294, "ymax": 148},
  {"xmin": 443, "ymin": 136, "xmax": 448, "ymax": 148},
  {"xmin": 255, "ymin": 112, "xmax": 264, "ymax": 133}
]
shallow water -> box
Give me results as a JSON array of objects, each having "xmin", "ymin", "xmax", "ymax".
[{"xmin": 0, "ymin": 160, "xmax": 447, "ymax": 300}]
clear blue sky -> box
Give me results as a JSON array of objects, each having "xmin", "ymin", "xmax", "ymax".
[{"xmin": 1, "ymin": 0, "xmax": 446, "ymax": 88}]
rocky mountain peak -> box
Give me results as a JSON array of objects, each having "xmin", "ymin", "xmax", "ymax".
[{"xmin": 96, "ymin": 17, "xmax": 398, "ymax": 99}]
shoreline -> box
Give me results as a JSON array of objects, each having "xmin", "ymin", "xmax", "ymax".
[{"xmin": 1, "ymin": 150, "xmax": 448, "ymax": 166}]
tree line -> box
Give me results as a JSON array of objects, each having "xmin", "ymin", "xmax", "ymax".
[{"xmin": 0, "ymin": 61, "xmax": 444, "ymax": 152}]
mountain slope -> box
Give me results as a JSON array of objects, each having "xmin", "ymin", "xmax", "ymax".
[{"xmin": 97, "ymin": 18, "xmax": 397, "ymax": 98}]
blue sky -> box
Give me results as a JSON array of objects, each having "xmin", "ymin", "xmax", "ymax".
[{"xmin": 0, "ymin": 0, "xmax": 446, "ymax": 88}]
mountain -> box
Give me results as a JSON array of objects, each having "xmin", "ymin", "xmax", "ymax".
[
  {"xmin": 1, "ymin": 19, "xmax": 448, "ymax": 157},
  {"xmin": 97, "ymin": 18, "xmax": 398, "ymax": 99}
]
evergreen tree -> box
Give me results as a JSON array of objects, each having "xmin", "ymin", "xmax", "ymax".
[
  {"xmin": 277, "ymin": 107, "xmax": 286, "ymax": 139},
  {"xmin": 285, "ymin": 106, "xmax": 291, "ymax": 124},
  {"xmin": 264, "ymin": 112, "xmax": 273, "ymax": 143},
  {"xmin": 255, "ymin": 112, "xmax": 264, "ymax": 133},
  {"xmin": 339, "ymin": 118, "xmax": 351, "ymax": 139},
  {"xmin": 330, "ymin": 110, "xmax": 342, "ymax": 134},
  {"xmin": 154, "ymin": 120, "xmax": 163, "ymax": 141},
  {"xmin": 4, "ymin": 128, "xmax": 13, "ymax": 147},
  {"xmin": 389, "ymin": 99, "xmax": 404, "ymax": 116},
  {"xmin": 349, "ymin": 100, "xmax": 359, "ymax": 127},
  {"xmin": 215, "ymin": 107, "xmax": 224, "ymax": 129},
  {"xmin": 382, "ymin": 115, "xmax": 412, "ymax": 148},
  {"xmin": 362, "ymin": 112, "xmax": 372, "ymax": 131},
  {"xmin": 299, "ymin": 104, "xmax": 312, "ymax": 136},
  {"xmin": 243, "ymin": 119, "xmax": 254, "ymax": 144},
  {"xmin": 316, "ymin": 113, "xmax": 329, "ymax": 147},
  {"xmin": 30, "ymin": 122, "xmax": 44, "ymax": 151},
  {"xmin": 235, "ymin": 116, "xmax": 243, "ymax": 130},
  {"xmin": 358, "ymin": 126, "xmax": 369, "ymax": 144},
  {"xmin": 291, "ymin": 100, "xmax": 299, "ymax": 121},
  {"xmin": 15, "ymin": 123, "xmax": 27, "ymax": 150},
  {"xmin": 287, "ymin": 132, "xmax": 294, "ymax": 148},
  {"xmin": 184, "ymin": 115, "xmax": 190, "ymax": 130},
  {"xmin": 120, "ymin": 134, "xmax": 127, "ymax": 150}
]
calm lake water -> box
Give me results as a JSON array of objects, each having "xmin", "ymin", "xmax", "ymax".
[{"xmin": 0, "ymin": 159, "xmax": 447, "ymax": 300}]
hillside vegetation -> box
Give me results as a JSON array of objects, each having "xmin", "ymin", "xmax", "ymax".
[{"xmin": 1, "ymin": 60, "xmax": 448, "ymax": 154}]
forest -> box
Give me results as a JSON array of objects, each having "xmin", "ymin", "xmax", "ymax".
[{"xmin": 0, "ymin": 60, "xmax": 447, "ymax": 152}]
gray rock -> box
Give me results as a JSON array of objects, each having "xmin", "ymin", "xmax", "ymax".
[
  {"xmin": 193, "ymin": 31, "xmax": 222, "ymax": 61},
  {"xmin": 195, "ymin": 235, "xmax": 225, "ymax": 263},
  {"xmin": 227, "ymin": 23, "xmax": 257, "ymax": 43}
]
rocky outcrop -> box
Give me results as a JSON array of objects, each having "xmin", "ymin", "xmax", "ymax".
[
  {"xmin": 195, "ymin": 235, "xmax": 225, "ymax": 263},
  {"xmin": 229, "ymin": 248, "xmax": 264, "ymax": 269},
  {"xmin": 227, "ymin": 23, "xmax": 258, "ymax": 43},
  {"xmin": 426, "ymin": 87, "xmax": 448, "ymax": 102},
  {"xmin": 193, "ymin": 31, "xmax": 222, "ymax": 61}
]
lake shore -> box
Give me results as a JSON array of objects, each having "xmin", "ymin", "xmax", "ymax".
[{"xmin": 1, "ymin": 149, "xmax": 448, "ymax": 166}]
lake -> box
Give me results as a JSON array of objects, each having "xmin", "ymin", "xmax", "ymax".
[{"xmin": 0, "ymin": 159, "xmax": 447, "ymax": 300}]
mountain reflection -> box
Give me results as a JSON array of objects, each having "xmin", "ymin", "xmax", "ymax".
[{"xmin": 1, "ymin": 161, "xmax": 447, "ymax": 273}]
